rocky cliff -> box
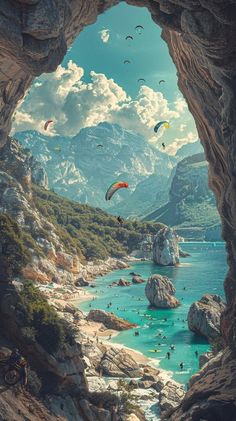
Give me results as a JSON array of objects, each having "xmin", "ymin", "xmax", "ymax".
[
  {"xmin": 1, "ymin": 1, "xmax": 236, "ymax": 420},
  {"xmin": 145, "ymin": 153, "xmax": 221, "ymax": 240}
]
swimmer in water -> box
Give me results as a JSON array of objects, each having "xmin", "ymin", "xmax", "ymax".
[
  {"xmin": 180, "ymin": 362, "xmax": 184, "ymax": 370},
  {"xmin": 195, "ymin": 350, "xmax": 198, "ymax": 358},
  {"xmin": 166, "ymin": 352, "xmax": 171, "ymax": 360}
]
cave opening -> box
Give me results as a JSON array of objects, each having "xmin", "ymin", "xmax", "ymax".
[{"xmin": 1, "ymin": 1, "xmax": 236, "ymax": 418}]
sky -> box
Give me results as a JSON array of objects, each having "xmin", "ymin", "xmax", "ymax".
[{"xmin": 13, "ymin": 2, "xmax": 197, "ymax": 155}]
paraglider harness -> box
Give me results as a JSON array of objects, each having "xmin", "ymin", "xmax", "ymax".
[{"xmin": 0, "ymin": 353, "xmax": 27, "ymax": 386}]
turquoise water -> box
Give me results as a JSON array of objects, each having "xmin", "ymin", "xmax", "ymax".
[{"xmin": 79, "ymin": 242, "xmax": 227, "ymax": 385}]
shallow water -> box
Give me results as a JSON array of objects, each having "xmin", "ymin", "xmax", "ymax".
[{"xmin": 80, "ymin": 242, "xmax": 227, "ymax": 385}]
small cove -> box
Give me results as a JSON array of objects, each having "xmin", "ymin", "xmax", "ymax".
[{"xmin": 79, "ymin": 242, "xmax": 227, "ymax": 385}]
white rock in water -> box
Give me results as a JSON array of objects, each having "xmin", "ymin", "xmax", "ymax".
[{"xmin": 153, "ymin": 227, "xmax": 179, "ymax": 266}]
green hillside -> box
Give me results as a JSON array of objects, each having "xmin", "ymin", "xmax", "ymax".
[{"xmin": 32, "ymin": 185, "xmax": 164, "ymax": 262}]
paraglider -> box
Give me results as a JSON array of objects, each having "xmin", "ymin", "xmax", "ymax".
[
  {"xmin": 159, "ymin": 80, "xmax": 165, "ymax": 84},
  {"xmin": 138, "ymin": 78, "xmax": 146, "ymax": 83},
  {"xmin": 44, "ymin": 120, "xmax": 53, "ymax": 131},
  {"xmin": 162, "ymin": 142, "xmax": 166, "ymax": 149},
  {"xmin": 124, "ymin": 60, "xmax": 131, "ymax": 64},
  {"xmin": 135, "ymin": 25, "xmax": 144, "ymax": 35},
  {"xmin": 154, "ymin": 121, "xmax": 170, "ymax": 133},
  {"xmin": 125, "ymin": 35, "xmax": 133, "ymax": 41},
  {"xmin": 105, "ymin": 181, "xmax": 129, "ymax": 201}
]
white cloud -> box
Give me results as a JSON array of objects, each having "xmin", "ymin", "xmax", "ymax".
[
  {"xmin": 165, "ymin": 131, "xmax": 197, "ymax": 155},
  {"xmin": 179, "ymin": 123, "xmax": 187, "ymax": 132},
  {"xmin": 13, "ymin": 60, "xmax": 196, "ymax": 148},
  {"xmin": 174, "ymin": 96, "xmax": 187, "ymax": 113},
  {"xmin": 99, "ymin": 29, "xmax": 110, "ymax": 43}
]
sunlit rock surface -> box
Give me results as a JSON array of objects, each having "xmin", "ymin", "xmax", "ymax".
[
  {"xmin": 187, "ymin": 294, "xmax": 226, "ymax": 343},
  {"xmin": 153, "ymin": 227, "xmax": 180, "ymax": 266},
  {"xmin": 145, "ymin": 274, "xmax": 180, "ymax": 308}
]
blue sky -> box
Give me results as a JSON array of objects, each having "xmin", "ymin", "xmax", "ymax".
[
  {"xmin": 64, "ymin": 3, "xmax": 178, "ymax": 101},
  {"xmin": 14, "ymin": 2, "xmax": 197, "ymax": 154}
]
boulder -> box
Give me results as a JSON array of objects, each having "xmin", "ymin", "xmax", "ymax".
[
  {"xmin": 145, "ymin": 274, "xmax": 180, "ymax": 308},
  {"xmin": 87, "ymin": 376, "xmax": 106, "ymax": 393},
  {"xmin": 159, "ymin": 380, "xmax": 185, "ymax": 417},
  {"xmin": 99, "ymin": 347, "xmax": 143, "ymax": 378},
  {"xmin": 87, "ymin": 309, "xmax": 136, "ymax": 331},
  {"xmin": 75, "ymin": 277, "xmax": 89, "ymax": 287},
  {"xmin": 129, "ymin": 272, "xmax": 141, "ymax": 277},
  {"xmin": 153, "ymin": 227, "xmax": 179, "ymax": 266},
  {"xmin": 132, "ymin": 276, "xmax": 145, "ymax": 284},
  {"xmin": 112, "ymin": 278, "xmax": 131, "ymax": 287},
  {"xmin": 187, "ymin": 294, "xmax": 226, "ymax": 343}
]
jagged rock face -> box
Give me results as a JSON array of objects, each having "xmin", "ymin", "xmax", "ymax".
[
  {"xmin": 153, "ymin": 227, "xmax": 180, "ymax": 266},
  {"xmin": 168, "ymin": 348, "xmax": 236, "ymax": 421},
  {"xmin": 159, "ymin": 380, "xmax": 185, "ymax": 419},
  {"xmin": 187, "ymin": 294, "xmax": 226, "ymax": 344},
  {"xmin": 99, "ymin": 347, "xmax": 143, "ymax": 378},
  {"xmin": 145, "ymin": 274, "xmax": 180, "ymax": 308}
]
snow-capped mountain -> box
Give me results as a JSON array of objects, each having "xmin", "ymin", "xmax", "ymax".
[{"xmin": 15, "ymin": 122, "xmax": 176, "ymax": 215}]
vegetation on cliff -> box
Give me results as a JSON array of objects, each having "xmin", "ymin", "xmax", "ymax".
[
  {"xmin": 18, "ymin": 281, "xmax": 70, "ymax": 353},
  {"xmin": 32, "ymin": 185, "xmax": 164, "ymax": 261},
  {"xmin": 0, "ymin": 213, "xmax": 31, "ymax": 281}
]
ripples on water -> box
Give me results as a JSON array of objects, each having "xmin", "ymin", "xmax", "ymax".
[{"xmin": 80, "ymin": 242, "xmax": 227, "ymax": 384}]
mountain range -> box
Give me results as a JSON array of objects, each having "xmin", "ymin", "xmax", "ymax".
[
  {"xmin": 15, "ymin": 122, "xmax": 221, "ymax": 239},
  {"xmin": 15, "ymin": 122, "xmax": 176, "ymax": 216}
]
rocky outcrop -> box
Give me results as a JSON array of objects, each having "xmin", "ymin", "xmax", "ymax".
[
  {"xmin": 99, "ymin": 347, "xmax": 143, "ymax": 378},
  {"xmin": 145, "ymin": 274, "xmax": 180, "ymax": 308},
  {"xmin": 132, "ymin": 276, "xmax": 145, "ymax": 284},
  {"xmin": 187, "ymin": 294, "xmax": 226, "ymax": 343},
  {"xmin": 111, "ymin": 278, "xmax": 131, "ymax": 287},
  {"xmin": 168, "ymin": 348, "xmax": 236, "ymax": 421},
  {"xmin": 87, "ymin": 309, "xmax": 136, "ymax": 331},
  {"xmin": 75, "ymin": 277, "xmax": 90, "ymax": 287},
  {"xmin": 153, "ymin": 227, "xmax": 180, "ymax": 266},
  {"xmin": 159, "ymin": 380, "xmax": 185, "ymax": 419}
]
